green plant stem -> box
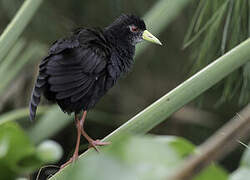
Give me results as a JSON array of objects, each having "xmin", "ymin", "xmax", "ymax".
[
  {"xmin": 0, "ymin": 43, "xmax": 46, "ymax": 95},
  {"xmin": 0, "ymin": 106, "xmax": 49, "ymax": 125},
  {"xmin": 183, "ymin": 0, "xmax": 229, "ymax": 49},
  {"xmin": 0, "ymin": 0, "xmax": 43, "ymax": 62},
  {"xmin": 51, "ymin": 38, "xmax": 250, "ymax": 178},
  {"xmin": 0, "ymin": 39, "xmax": 26, "ymax": 76}
]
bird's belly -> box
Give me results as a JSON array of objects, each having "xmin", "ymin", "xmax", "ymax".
[
  {"xmin": 54, "ymin": 75, "xmax": 116, "ymax": 114},
  {"xmin": 57, "ymin": 94, "xmax": 99, "ymax": 114}
]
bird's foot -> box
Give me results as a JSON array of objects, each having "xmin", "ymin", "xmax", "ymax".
[
  {"xmin": 88, "ymin": 139, "xmax": 111, "ymax": 152},
  {"xmin": 60, "ymin": 153, "xmax": 78, "ymax": 169}
]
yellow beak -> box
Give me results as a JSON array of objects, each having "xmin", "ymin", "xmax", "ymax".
[{"xmin": 142, "ymin": 30, "xmax": 162, "ymax": 45}]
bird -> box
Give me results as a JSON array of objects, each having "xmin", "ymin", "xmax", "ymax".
[{"xmin": 29, "ymin": 14, "xmax": 162, "ymax": 168}]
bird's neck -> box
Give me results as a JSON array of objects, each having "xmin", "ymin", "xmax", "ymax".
[{"xmin": 104, "ymin": 27, "xmax": 135, "ymax": 75}]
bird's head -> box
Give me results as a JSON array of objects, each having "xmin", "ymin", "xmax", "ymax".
[{"xmin": 105, "ymin": 14, "xmax": 162, "ymax": 46}]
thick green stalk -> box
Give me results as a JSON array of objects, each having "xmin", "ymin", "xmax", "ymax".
[
  {"xmin": 0, "ymin": 39, "xmax": 26, "ymax": 76},
  {"xmin": 51, "ymin": 38, "xmax": 250, "ymax": 178},
  {"xmin": 0, "ymin": 0, "xmax": 43, "ymax": 62},
  {"xmin": 102, "ymin": 38, "xmax": 250, "ymax": 140},
  {"xmin": 0, "ymin": 42, "xmax": 46, "ymax": 95},
  {"xmin": 0, "ymin": 106, "xmax": 49, "ymax": 126}
]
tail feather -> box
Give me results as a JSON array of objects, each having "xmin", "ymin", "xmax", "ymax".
[{"xmin": 29, "ymin": 73, "xmax": 47, "ymax": 121}]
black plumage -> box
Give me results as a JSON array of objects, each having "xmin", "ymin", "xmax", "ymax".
[
  {"xmin": 30, "ymin": 15, "xmax": 145, "ymax": 119},
  {"xmin": 29, "ymin": 14, "xmax": 161, "ymax": 168}
]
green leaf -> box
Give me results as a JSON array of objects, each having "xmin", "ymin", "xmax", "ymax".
[
  {"xmin": 221, "ymin": 0, "xmax": 234, "ymax": 54},
  {"xmin": 63, "ymin": 155, "xmax": 137, "ymax": 180},
  {"xmin": 154, "ymin": 136, "xmax": 195, "ymax": 158},
  {"xmin": 183, "ymin": 1, "xmax": 205, "ymax": 45},
  {"xmin": 183, "ymin": 0, "xmax": 229, "ymax": 48},
  {"xmin": 51, "ymin": 135, "xmax": 227, "ymax": 180},
  {"xmin": 0, "ymin": 136, "xmax": 9, "ymax": 158},
  {"xmin": 0, "ymin": 0, "xmax": 43, "ymax": 62},
  {"xmin": 0, "ymin": 122, "xmax": 63, "ymax": 179},
  {"xmin": 184, "ymin": 0, "xmax": 250, "ymax": 105},
  {"xmin": 53, "ymin": 135, "xmax": 184, "ymax": 180},
  {"xmin": 194, "ymin": 164, "xmax": 228, "ymax": 180},
  {"xmin": 0, "ymin": 122, "xmax": 35, "ymax": 174}
]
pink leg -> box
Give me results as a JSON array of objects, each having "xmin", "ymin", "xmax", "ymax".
[
  {"xmin": 60, "ymin": 114, "xmax": 81, "ymax": 169},
  {"xmin": 80, "ymin": 111, "xmax": 110, "ymax": 152},
  {"xmin": 60, "ymin": 111, "xmax": 111, "ymax": 169}
]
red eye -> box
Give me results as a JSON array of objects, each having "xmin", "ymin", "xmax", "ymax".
[{"xmin": 130, "ymin": 26, "xmax": 139, "ymax": 32}]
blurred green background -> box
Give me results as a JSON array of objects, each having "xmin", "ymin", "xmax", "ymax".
[{"xmin": 0, "ymin": 0, "xmax": 249, "ymax": 179}]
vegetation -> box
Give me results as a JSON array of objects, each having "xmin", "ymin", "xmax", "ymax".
[
  {"xmin": 184, "ymin": 0, "xmax": 250, "ymax": 105},
  {"xmin": 0, "ymin": 0, "xmax": 249, "ymax": 179}
]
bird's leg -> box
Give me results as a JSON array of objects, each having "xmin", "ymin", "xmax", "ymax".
[
  {"xmin": 60, "ymin": 114, "xmax": 81, "ymax": 169},
  {"xmin": 72, "ymin": 114, "xmax": 82, "ymax": 159},
  {"xmin": 80, "ymin": 111, "xmax": 110, "ymax": 152}
]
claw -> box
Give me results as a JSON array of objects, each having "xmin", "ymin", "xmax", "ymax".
[
  {"xmin": 88, "ymin": 139, "xmax": 111, "ymax": 152},
  {"xmin": 60, "ymin": 157, "xmax": 74, "ymax": 169}
]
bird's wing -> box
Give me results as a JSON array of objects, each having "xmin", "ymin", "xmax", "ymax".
[
  {"xmin": 30, "ymin": 28, "xmax": 110, "ymax": 120},
  {"xmin": 29, "ymin": 35, "xmax": 80, "ymax": 121},
  {"xmin": 46, "ymin": 34, "xmax": 109, "ymax": 104}
]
